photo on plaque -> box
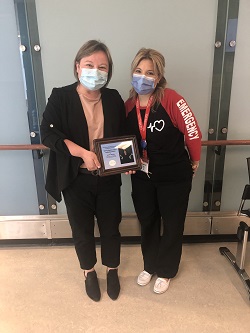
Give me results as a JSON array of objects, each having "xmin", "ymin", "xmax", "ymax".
[
  {"xmin": 118, "ymin": 142, "xmax": 135, "ymax": 164},
  {"xmin": 93, "ymin": 135, "xmax": 141, "ymax": 176}
]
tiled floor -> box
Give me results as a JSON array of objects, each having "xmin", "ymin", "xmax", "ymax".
[{"xmin": 0, "ymin": 242, "xmax": 250, "ymax": 333}]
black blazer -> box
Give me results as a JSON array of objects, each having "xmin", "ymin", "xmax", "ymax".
[{"xmin": 40, "ymin": 82, "xmax": 126, "ymax": 202}]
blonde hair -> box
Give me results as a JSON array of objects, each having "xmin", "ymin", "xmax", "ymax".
[
  {"xmin": 73, "ymin": 40, "xmax": 113, "ymax": 87},
  {"xmin": 129, "ymin": 48, "xmax": 167, "ymax": 107}
]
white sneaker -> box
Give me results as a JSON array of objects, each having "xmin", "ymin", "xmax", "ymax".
[
  {"xmin": 137, "ymin": 270, "xmax": 153, "ymax": 286},
  {"xmin": 153, "ymin": 278, "xmax": 170, "ymax": 294}
]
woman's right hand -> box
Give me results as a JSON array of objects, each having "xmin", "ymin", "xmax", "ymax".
[
  {"xmin": 64, "ymin": 139, "xmax": 101, "ymax": 170},
  {"xmin": 81, "ymin": 149, "xmax": 101, "ymax": 171}
]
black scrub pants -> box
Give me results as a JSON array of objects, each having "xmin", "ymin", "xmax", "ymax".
[
  {"xmin": 63, "ymin": 173, "xmax": 122, "ymax": 270},
  {"xmin": 131, "ymin": 170, "xmax": 192, "ymax": 278}
]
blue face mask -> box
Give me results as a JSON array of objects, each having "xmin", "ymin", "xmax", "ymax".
[
  {"xmin": 131, "ymin": 74, "xmax": 155, "ymax": 95},
  {"xmin": 79, "ymin": 68, "xmax": 108, "ymax": 91}
]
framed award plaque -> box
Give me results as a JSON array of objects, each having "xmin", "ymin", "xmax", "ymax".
[{"xmin": 93, "ymin": 135, "xmax": 141, "ymax": 176}]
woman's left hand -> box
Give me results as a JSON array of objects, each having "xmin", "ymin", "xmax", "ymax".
[
  {"xmin": 124, "ymin": 170, "xmax": 136, "ymax": 175},
  {"xmin": 191, "ymin": 161, "xmax": 199, "ymax": 176}
]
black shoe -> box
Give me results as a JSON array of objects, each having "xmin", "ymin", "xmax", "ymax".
[
  {"xmin": 107, "ymin": 269, "xmax": 120, "ymax": 300},
  {"xmin": 85, "ymin": 271, "xmax": 101, "ymax": 302}
]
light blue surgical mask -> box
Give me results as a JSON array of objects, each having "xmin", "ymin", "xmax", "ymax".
[
  {"xmin": 79, "ymin": 68, "xmax": 108, "ymax": 91},
  {"xmin": 131, "ymin": 74, "xmax": 155, "ymax": 95}
]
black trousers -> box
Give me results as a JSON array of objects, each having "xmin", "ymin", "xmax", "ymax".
[
  {"xmin": 63, "ymin": 173, "xmax": 122, "ymax": 270},
  {"xmin": 131, "ymin": 169, "xmax": 192, "ymax": 278}
]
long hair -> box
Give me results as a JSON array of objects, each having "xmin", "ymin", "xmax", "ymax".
[
  {"xmin": 129, "ymin": 48, "xmax": 167, "ymax": 107},
  {"xmin": 73, "ymin": 40, "xmax": 113, "ymax": 87}
]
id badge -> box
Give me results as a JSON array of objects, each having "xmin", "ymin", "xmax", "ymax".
[{"xmin": 141, "ymin": 159, "xmax": 149, "ymax": 174}]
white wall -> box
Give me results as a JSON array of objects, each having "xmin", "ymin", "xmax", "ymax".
[
  {"xmin": 0, "ymin": 0, "xmax": 39, "ymax": 215},
  {"xmin": 1, "ymin": 0, "xmax": 249, "ymax": 215},
  {"xmin": 36, "ymin": 0, "xmax": 218, "ymax": 212},
  {"xmin": 221, "ymin": 0, "xmax": 250, "ymax": 210}
]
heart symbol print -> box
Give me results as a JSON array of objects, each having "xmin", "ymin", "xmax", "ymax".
[
  {"xmin": 154, "ymin": 120, "xmax": 165, "ymax": 131},
  {"xmin": 147, "ymin": 120, "xmax": 165, "ymax": 132}
]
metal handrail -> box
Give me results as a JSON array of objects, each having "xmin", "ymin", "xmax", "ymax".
[
  {"xmin": 0, "ymin": 144, "xmax": 47, "ymax": 150},
  {"xmin": 0, "ymin": 140, "xmax": 250, "ymax": 150}
]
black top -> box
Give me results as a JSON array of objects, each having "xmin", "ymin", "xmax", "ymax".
[{"xmin": 40, "ymin": 82, "xmax": 126, "ymax": 201}]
